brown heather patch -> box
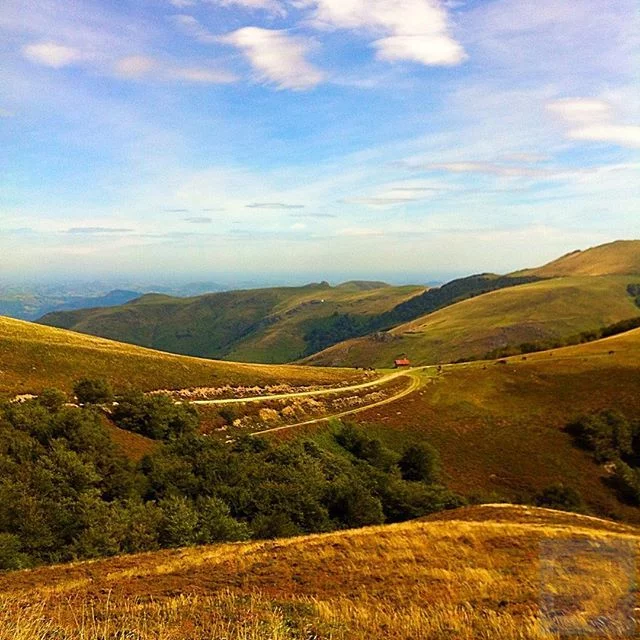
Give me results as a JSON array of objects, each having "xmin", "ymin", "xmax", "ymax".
[{"xmin": 0, "ymin": 506, "xmax": 638, "ymax": 639}]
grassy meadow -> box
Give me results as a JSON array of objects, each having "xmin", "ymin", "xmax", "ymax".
[
  {"xmin": 0, "ymin": 505, "xmax": 637, "ymax": 639},
  {"xmin": 0, "ymin": 315, "xmax": 364, "ymax": 397}
]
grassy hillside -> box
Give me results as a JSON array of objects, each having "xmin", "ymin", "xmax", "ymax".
[
  {"xmin": 39, "ymin": 281, "xmax": 423, "ymax": 364},
  {"xmin": 1, "ymin": 505, "xmax": 637, "ymax": 639},
  {"xmin": 519, "ymin": 239, "xmax": 640, "ymax": 278},
  {"xmin": 304, "ymin": 275, "xmax": 640, "ymax": 367},
  {"xmin": 0, "ymin": 315, "xmax": 363, "ymax": 397},
  {"xmin": 294, "ymin": 328, "xmax": 640, "ymax": 522}
]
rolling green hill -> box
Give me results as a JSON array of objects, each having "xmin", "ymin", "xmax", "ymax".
[
  {"xmin": 38, "ymin": 281, "xmax": 424, "ymax": 364},
  {"xmin": 303, "ymin": 275, "xmax": 640, "ymax": 367},
  {"xmin": 0, "ymin": 315, "xmax": 363, "ymax": 397}
]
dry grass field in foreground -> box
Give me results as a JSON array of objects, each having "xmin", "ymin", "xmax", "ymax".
[{"xmin": 1, "ymin": 505, "xmax": 638, "ymax": 639}]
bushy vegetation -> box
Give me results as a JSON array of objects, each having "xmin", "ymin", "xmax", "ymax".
[
  {"xmin": 627, "ymin": 283, "xmax": 640, "ymax": 307},
  {"xmin": 567, "ymin": 410, "xmax": 640, "ymax": 504},
  {"xmin": 73, "ymin": 377, "xmax": 113, "ymax": 404},
  {"xmin": 533, "ymin": 483, "xmax": 585, "ymax": 512},
  {"xmin": 111, "ymin": 390, "xmax": 199, "ymax": 440},
  {"xmin": 0, "ymin": 391, "xmax": 462, "ymax": 571}
]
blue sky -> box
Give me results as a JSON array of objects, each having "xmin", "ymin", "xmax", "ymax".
[{"xmin": 1, "ymin": 0, "xmax": 639, "ymax": 283}]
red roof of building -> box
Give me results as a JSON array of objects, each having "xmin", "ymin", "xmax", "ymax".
[{"xmin": 394, "ymin": 358, "xmax": 411, "ymax": 366}]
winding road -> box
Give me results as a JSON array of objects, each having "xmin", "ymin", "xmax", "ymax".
[
  {"xmin": 249, "ymin": 368, "xmax": 425, "ymax": 436},
  {"xmin": 190, "ymin": 368, "xmax": 424, "ymax": 406}
]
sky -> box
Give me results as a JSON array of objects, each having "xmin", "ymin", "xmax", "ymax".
[{"xmin": 1, "ymin": 0, "xmax": 639, "ymax": 284}]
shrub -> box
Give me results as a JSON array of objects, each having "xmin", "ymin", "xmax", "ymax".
[
  {"xmin": 533, "ymin": 483, "xmax": 584, "ymax": 512},
  {"xmin": 399, "ymin": 443, "xmax": 440, "ymax": 483},
  {"xmin": 38, "ymin": 388, "xmax": 68, "ymax": 411},
  {"xmin": 0, "ymin": 533, "xmax": 31, "ymax": 571},
  {"xmin": 611, "ymin": 461, "xmax": 640, "ymax": 505},
  {"xmin": 73, "ymin": 378, "xmax": 113, "ymax": 405}
]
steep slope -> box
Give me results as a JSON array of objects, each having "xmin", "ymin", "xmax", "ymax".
[
  {"xmin": 2, "ymin": 505, "xmax": 637, "ymax": 639},
  {"xmin": 304, "ymin": 275, "xmax": 640, "ymax": 367},
  {"xmin": 519, "ymin": 239, "xmax": 640, "ymax": 278},
  {"xmin": 297, "ymin": 328, "xmax": 640, "ymax": 522},
  {"xmin": 39, "ymin": 282, "xmax": 423, "ymax": 363},
  {"xmin": 0, "ymin": 315, "xmax": 363, "ymax": 397}
]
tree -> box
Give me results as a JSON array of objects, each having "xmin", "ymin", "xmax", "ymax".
[
  {"xmin": 112, "ymin": 391, "xmax": 198, "ymax": 440},
  {"xmin": 158, "ymin": 496, "xmax": 199, "ymax": 547}
]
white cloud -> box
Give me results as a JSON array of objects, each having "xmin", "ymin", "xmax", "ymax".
[
  {"xmin": 0, "ymin": 108, "xmax": 14, "ymax": 117},
  {"xmin": 375, "ymin": 34, "xmax": 465, "ymax": 66},
  {"xmin": 170, "ymin": 0, "xmax": 196, "ymax": 7},
  {"xmin": 114, "ymin": 56, "xmax": 157, "ymax": 78},
  {"xmin": 298, "ymin": 0, "xmax": 466, "ymax": 66},
  {"xmin": 22, "ymin": 42, "xmax": 82, "ymax": 68},
  {"xmin": 548, "ymin": 98, "xmax": 640, "ymax": 148},
  {"xmin": 221, "ymin": 27, "xmax": 326, "ymax": 89}
]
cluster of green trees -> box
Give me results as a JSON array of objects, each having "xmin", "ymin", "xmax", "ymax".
[
  {"xmin": 567, "ymin": 410, "xmax": 640, "ymax": 504},
  {"xmin": 0, "ymin": 389, "xmax": 463, "ymax": 571}
]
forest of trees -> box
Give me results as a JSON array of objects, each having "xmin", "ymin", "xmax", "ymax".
[{"xmin": 0, "ymin": 387, "xmax": 463, "ymax": 571}]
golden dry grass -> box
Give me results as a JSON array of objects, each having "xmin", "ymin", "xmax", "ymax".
[
  {"xmin": 0, "ymin": 505, "xmax": 638, "ymax": 639},
  {"xmin": 0, "ymin": 315, "xmax": 363, "ymax": 397}
]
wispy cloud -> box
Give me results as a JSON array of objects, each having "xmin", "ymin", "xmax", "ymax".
[
  {"xmin": 184, "ymin": 216, "xmax": 213, "ymax": 223},
  {"xmin": 114, "ymin": 54, "xmax": 236, "ymax": 84},
  {"xmin": 408, "ymin": 161, "xmax": 549, "ymax": 177},
  {"xmin": 22, "ymin": 42, "xmax": 83, "ymax": 68},
  {"xmin": 0, "ymin": 108, "xmax": 14, "ymax": 118},
  {"xmin": 547, "ymin": 98, "xmax": 640, "ymax": 148},
  {"xmin": 114, "ymin": 56, "xmax": 157, "ymax": 78},
  {"xmin": 172, "ymin": 14, "xmax": 219, "ymax": 44},
  {"xmin": 205, "ymin": 0, "xmax": 286, "ymax": 17},
  {"xmin": 246, "ymin": 202, "xmax": 306, "ymax": 209},
  {"xmin": 67, "ymin": 227, "xmax": 134, "ymax": 234},
  {"xmin": 289, "ymin": 212, "xmax": 337, "ymax": 218},
  {"xmin": 220, "ymin": 27, "xmax": 326, "ymax": 89}
]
